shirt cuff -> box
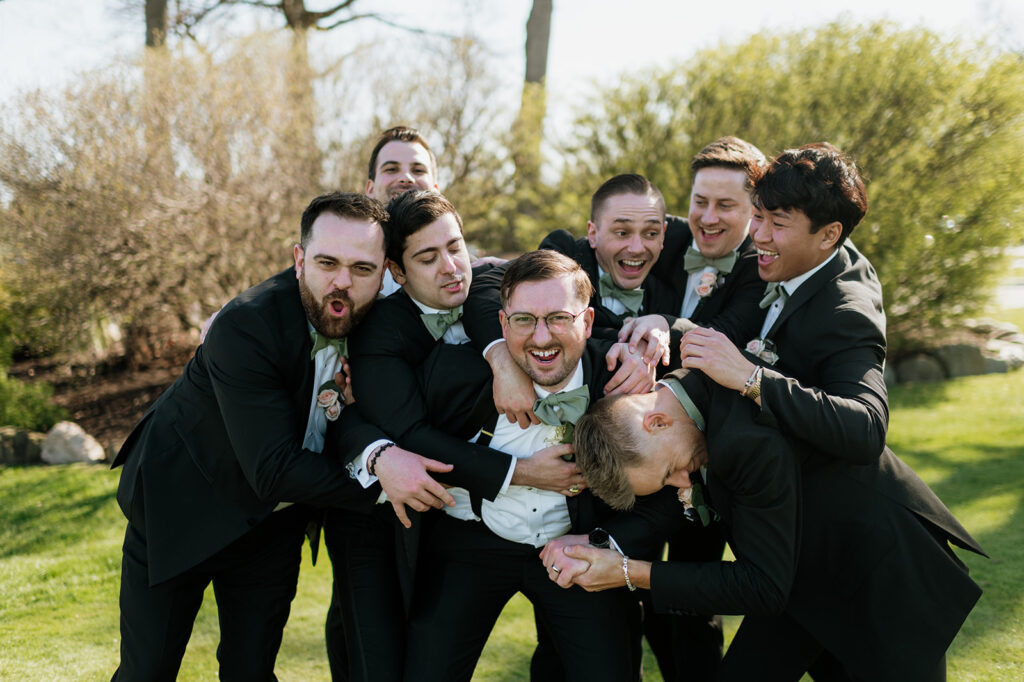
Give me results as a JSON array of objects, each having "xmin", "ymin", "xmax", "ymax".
[
  {"xmin": 346, "ymin": 439, "xmax": 392, "ymax": 488},
  {"xmin": 482, "ymin": 338, "xmax": 505, "ymax": 359},
  {"xmin": 497, "ymin": 457, "xmax": 516, "ymax": 496}
]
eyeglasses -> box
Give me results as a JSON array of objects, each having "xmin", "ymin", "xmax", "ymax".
[{"xmin": 503, "ymin": 309, "xmax": 587, "ymax": 335}]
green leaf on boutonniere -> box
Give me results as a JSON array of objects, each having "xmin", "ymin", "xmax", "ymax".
[
  {"xmin": 555, "ymin": 422, "xmax": 575, "ymax": 459},
  {"xmin": 684, "ymin": 480, "xmax": 719, "ymax": 527}
]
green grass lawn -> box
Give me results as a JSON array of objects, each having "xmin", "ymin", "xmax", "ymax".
[{"xmin": 2, "ymin": 371, "xmax": 1022, "ymax": 680}]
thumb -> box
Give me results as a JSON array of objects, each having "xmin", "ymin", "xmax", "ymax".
[{"xmin": 563, "ymin": 544, "xmax": 597, "ymax": 561}]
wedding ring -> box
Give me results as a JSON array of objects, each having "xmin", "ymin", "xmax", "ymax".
[
  {"xmin": 551, "ymin": 565, "xmax": 562, "ymax": 573},
  {"xmin": 568, "ymin": 485, "xmax": 580, "ymax": 494}
]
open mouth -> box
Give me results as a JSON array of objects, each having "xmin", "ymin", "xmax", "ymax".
[
  {"xmin": 756, "ymin": 247, "xmax": 779, "ymax": 266},
  {"xmin": 327, "ymin": 299, "xmax": 348, "ymax": 318},
  {"xmin": 617, "ymin": 258, "xmax": 646, "ymax": 276},
  {"xmin": 442, "ymin": 278, "xmax": 463, "ymax": 293},
  {"xmin": 699, "ymin": 226, "xmax": 725, "ymax": 239},
  {"xmin": 529, "ymin": 348, "xmax": 561, "ymax": 366}
]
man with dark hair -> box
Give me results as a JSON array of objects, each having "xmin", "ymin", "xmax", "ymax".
[
  {"xmin": 109, "ymin": 192, "xmax": 450, "ymax": 680},
  {"xmin": 400, "ymin": 249, "xmax": 642, "ymax": 682},
  {"xmin": 323, "ymin": 192, "xmax": 584, "ymax": 681},
  {"xmin": 365, "ymin": 125, "xmax": 439, "ymax": 202},
  {"xmin": 552, "ymin": 367, "xmax": 983, "ymax": 681}
]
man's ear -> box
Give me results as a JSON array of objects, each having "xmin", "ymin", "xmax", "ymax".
[
  {"xmin": 818, "ymin": 221, "xmax": 843, "ymax": 251},
  {"xmin": 387, "ymin": 258, "xmax": 407, "ymax": 285},
  {"xmin": 499, "ymin": 309, "xmax": 510, "ymax": 342},
  {"xmin": 586, "ymin": 221, "xmax": 598, "ymax": 249},
  {"xmin": 641, "ymin": 410, "xmax": 673, "ymax": 433},
  {"xmin": 364, "ymin": 179, "xmax": 375, "ymax": 196},
  {"xmin": 293, "ymin": 243, "xmax": 304, "ymax": 277}
]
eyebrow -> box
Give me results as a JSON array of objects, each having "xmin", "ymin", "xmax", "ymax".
[{"xmin": 410, "ymin": 237, "xmax": 460, "ymax": 260}]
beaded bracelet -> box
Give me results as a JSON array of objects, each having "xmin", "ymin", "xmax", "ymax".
[
  {"xmin": 367, "ymin": 442, "xmax": 396, "ymax": 476},
  {"xmin": 622, "ymin": 555, "xmax": 636, "ymax": 592}
]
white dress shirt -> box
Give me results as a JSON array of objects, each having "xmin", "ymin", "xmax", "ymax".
[
  {"xmin": 679, "ymin": 243, "xmax": 742, "ymax": 319},
  {"xmin": 444, "ymin": 362, "xmax": 584, "ymax": 548},
  {"xmin": 758, "ymin": 249, "xmax": 839, "ymax": 338}
]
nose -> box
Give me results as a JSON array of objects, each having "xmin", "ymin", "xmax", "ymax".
[
  {"xmin": 702, "ymin": 205, "xmax": 719, "ymax": 224},
  {"xmin": 532, "ymin": 317, "xmax": 554, "ymax": 345},
  {"xmin": 331, "ymin": 267, "xmax": 352, "ymax": 291},
  {"xmin": 751, "ymin": 216, "xmax": 768, "ymax": 243},
  {"xmin": 440, "ymin": 250, "xmax": 456, "ymax": 275},
  {"xmin": 627, "ymin": 233, "xmax": 644, "ymax": 253}
]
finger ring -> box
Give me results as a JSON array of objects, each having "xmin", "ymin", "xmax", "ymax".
[
  {"xmin": 551, "ymin": 565, "xmax": 561, "ymax": 573},
  {"xmin": 568, "ymin": 486, "xmax": 580, "ymax": 494}
]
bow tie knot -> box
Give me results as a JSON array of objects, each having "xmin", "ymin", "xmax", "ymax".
[
  {"xmin": 598, "ymin": 273, "xmax": 644, "ymax": 316},
  {"xmin": 420, "ymin": 305, "xmax": 464, "ymax": 340},
  {"xmin": 310, "ymin": 330, "xmax": 348, "ymax": 359},
  {"xmin": 533, "ymin": 385, "xmax": 590, "ymax": 426},
  {"xmin": 683, "ymin": 247, "xmax": 737, "ymax": 275},
  {"xmin": 759, "ymin": 282, "xmax": 789, "ymax": 309}
]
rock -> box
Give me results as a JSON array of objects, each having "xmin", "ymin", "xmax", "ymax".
[
  {"xmin": 0, "ymin": 426, "xmax": 46, "ymax": 466},
  {"xmin": 934, "ymin": 343, "xmax": 988, "ymax": 379},
  {"xmin": 895, "ymin": 354, "xmax": 946, "ymax": 383},
  {"xmin": 41, "ymin": 421, "xmax": 106, "ymax": 464}
]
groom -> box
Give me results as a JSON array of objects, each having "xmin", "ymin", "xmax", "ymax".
[{"xmin": 109, "ymin": 192, "xmax": 448, "ymax": 680}]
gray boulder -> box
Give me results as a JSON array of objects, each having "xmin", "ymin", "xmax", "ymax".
[{"xmin": 41, "ymin": 421, "xmax": 106, "ymax": 464}]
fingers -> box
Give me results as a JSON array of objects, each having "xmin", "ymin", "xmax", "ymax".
[
  {"xmin": 617, "ymin": 318, "xmax": 636, "ymax": 344},
  {"xmin": 420, "ymin": 457, "xmax": 455, "ymax": 474},
  {"xmin": 390, "ymin": 501, "xmax": 412, "ymax": 529}
]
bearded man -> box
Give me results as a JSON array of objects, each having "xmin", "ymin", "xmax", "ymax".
[{"xmin": 109, "ymin": 192, "xmax": 448, "ymax": 681}]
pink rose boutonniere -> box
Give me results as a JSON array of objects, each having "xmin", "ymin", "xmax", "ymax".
[
  {"xmin": 745, "ymin": 338, "xmax": 779, "ymax": 365},
  {"xmin": 317, "ymin": 381, "xmax": 342, "ymax": 421},
  {"xmin": 695, "ymin": 271, "xmax": 718, "ymax": 298}
]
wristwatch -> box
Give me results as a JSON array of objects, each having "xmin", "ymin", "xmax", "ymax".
[{"xmin": 588, "ymin": 528, "xmax": 610, "ymax": 549}]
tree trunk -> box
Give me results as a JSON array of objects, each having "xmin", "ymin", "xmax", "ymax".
[{"xmin": 145, "ymin": 0, "xmax": 167, "ymax": 48}]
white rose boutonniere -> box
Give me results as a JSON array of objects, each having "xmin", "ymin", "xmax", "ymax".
[
  {"xmin": 317, "ymin": 381, "xmax": 342, "ymax": 421},
  {"xmin": 745, "ymin": 338, "xmax": 779, "ymax": 365}
]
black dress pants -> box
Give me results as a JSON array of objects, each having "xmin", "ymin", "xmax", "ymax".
[
  {"xmin": 112, "ymin": 504, "xmax": 307, "ymax": 682},
  {"xmin": 403, "ymin": 514, "xmax": 639, "ymax": 682}
]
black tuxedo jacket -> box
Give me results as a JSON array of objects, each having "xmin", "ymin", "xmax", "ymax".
[
  {"xmin": 112, "ymin": 267, "xmax": 380, "ymax": 585},
  {"xmin": 344, "ymin": 267, "xmax": 514, "ymax": 500},
  {"xmin": 753, "ymin": 244, "xmax": 890, "ymax": 464},
  {"xmin": 416, "ymin": 340, "xmax": 618, "ymax": 533},
  {"xmin": 535, "ymin": 229, "xmax": 678, "ymax": 342},
  {"xmin": 612, "ymin": 370, "xmax": 984, "ymax": 682},
  {"xmin": 653, "ymin": 215, "xmax": 764, "ymax": 346}
]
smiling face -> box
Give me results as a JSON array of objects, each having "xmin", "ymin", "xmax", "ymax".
[
  {"xmin": 293, "ymin": 213, "xmax": 385, "ymax": 338},
  {"xmin": 365, "ymin": 140, "xmax": 438, "ymax": 202},
  {"xmin": 390, "ymin": 212, "xmax": 472, "ymax": 310},
  {"xmin": 587, "ymin": 192, "xmax": 666, "ymax": 290},
  {"xmin": 750, "ymin": 204, "xmax": 841, "ymax": 282},
  {"xmin": 688, "ymin": 167, "xmax": 753, "ymax": 259},
  {"xmin": 500, "ymin": 275, "xmax": 594, "ymax": 392}
]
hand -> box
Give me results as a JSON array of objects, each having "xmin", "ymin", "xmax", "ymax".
[
  {"xmin": 373, "ymin": 446, "xmax": 455, "ymax": 529},
  {"xmin": 603, "ymin": 342, "xmax": 656, "ymax": 396},
  {"xmin": 540, "ymin": 534, "xmax": 592, "ymax": 588},
  {"xmin": 486, "ymin": 341, "xmax": 540, "ymax": 428},
  {"xmin": 470, "ymin": 255, "xmax": 508, "ymax": 268},
  {"xmin": 510, "ymin": 443, "xmax": 586, "ymax": 495},
  {"xmin": 618, "ymin": 315, "xmax": 671, "ymax": 366},
  {"xmin": 333, "ymin": 358, "xmax": 354, "ymax": 405},
  {"xmin": 562, "ymin": 545, "xmax": 652, "ymax": 592},
  {"xmin": 679, "ymin": 327, "xmax": 756, "ymax": 393}
]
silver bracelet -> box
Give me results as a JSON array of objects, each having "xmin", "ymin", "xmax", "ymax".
[{"xmin": 622, "ymin": 554, "xmax": 636, "ymax": 592}]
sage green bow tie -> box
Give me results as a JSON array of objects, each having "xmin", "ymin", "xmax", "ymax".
[
  {"xmin": 420, "ymin": 305, "xmax": 464, "ymax": 340},
  {"xmin": 310, "ymin": 330, "xmax": 348, "ymax": 359},
  {"xmin": 758, "ymin": 282, "xmax": 789, "ymax": 309},
  {"xmin": 598, "ymin": 273, "xmax": 643, "ymax": 316},
  {"xmin": 533, "ymin": 385, "xmax": 590, "ymax": 426},
  {"xmin": 683, "ymin": 247, "xmax": 737, "ymax": 275}
]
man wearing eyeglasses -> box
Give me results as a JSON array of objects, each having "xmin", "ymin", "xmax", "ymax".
[{"xmin": 399, "ymin": 250, "xmax": 644, "ymax": 682}]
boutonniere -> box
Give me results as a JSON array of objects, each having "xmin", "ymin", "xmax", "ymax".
[
  {"xmin": 745, "ymin": 337, "xmax": 779, "ymax": 365},
  {"xmin": 548, "ymin": 423, "xmax": 576, "ymax": 460},
  {"xmin": 317, "ymin": 380, "xmax": 342, "ymax": 421},
  {"xmin": 695, "ymin": 271, "xmax": 719, "ymax": 298},
  {"xmin": 678, "ymin": 481, "xmax": 718, "ymax": 526}
]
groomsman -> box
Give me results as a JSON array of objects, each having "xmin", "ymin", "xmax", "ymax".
[
  {"xmin": 323, "ymin": 191, "xmax": 585, "ymax": 681},
  {"xmin": 679, "ymin": 143, "xmax": 893, "ymax": 680},
  {"xmin": 108, "ymin": 192, "xmax": 445, "ymax": 680},
  {"xmin": 401, "ymin": 250, "xmax": 643, "ymax": 682}
]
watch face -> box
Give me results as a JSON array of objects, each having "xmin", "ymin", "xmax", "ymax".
[{"xmin": 589, "ymin": 528, "xmax": 610, "ymax": 548}]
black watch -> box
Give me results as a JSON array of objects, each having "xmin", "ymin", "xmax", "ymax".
[{"xmin": 588, "ymin": 528, "xmax": 610, "ymax": 549}]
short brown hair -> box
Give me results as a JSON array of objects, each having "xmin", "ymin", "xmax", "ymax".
[
  {"xmin": 573, "ymin": 395, "xmax": 645, "ymax": 510},
  {"xmin": 367, "ymin": 125, "xmax": 437, "ymax": 180},
  {"xmin": 383, "ymin": 190, "xmax": 462, "ymax": 268},
  {"xmin": 690, "ymin": 136, "xmax": 766, "ymax": 191},
  {"xmin": 300, "ymin": 192, "xmax": 388, "ymax": 250},
  {"xmin": 500, "ymin": 250, "xmax": 594, "ymax": 309},
  {"xmin": 589, "ymin": 173, "xmax": 665, "ymax": 223}
]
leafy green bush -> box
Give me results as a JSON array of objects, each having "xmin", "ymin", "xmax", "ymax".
[{"xmin": 0, "ymin": 372, "xmax": 66, "ymax": 432}]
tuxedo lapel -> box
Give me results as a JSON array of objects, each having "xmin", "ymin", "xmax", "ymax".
[{"xmin": 766, "ymin": 248, "xmax": 849, "ymax": 338}]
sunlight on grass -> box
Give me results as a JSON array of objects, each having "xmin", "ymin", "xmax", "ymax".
[{"xmin": 1, "ymin": 371, "xmax": 1021, "ymax": 680}]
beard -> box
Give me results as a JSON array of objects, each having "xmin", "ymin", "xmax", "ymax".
[{"xmin": 298, "ymin": 272, "xmax": 372, "ymax": 339}]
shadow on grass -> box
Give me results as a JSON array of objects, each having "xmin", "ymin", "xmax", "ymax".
[
  {"xmin": 888, "ymin": 380, "xmax": 955, "ymax": 409},
  {"xmin": 0, "ymin": 465, "xmax": 121, "ymax": 559}
]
